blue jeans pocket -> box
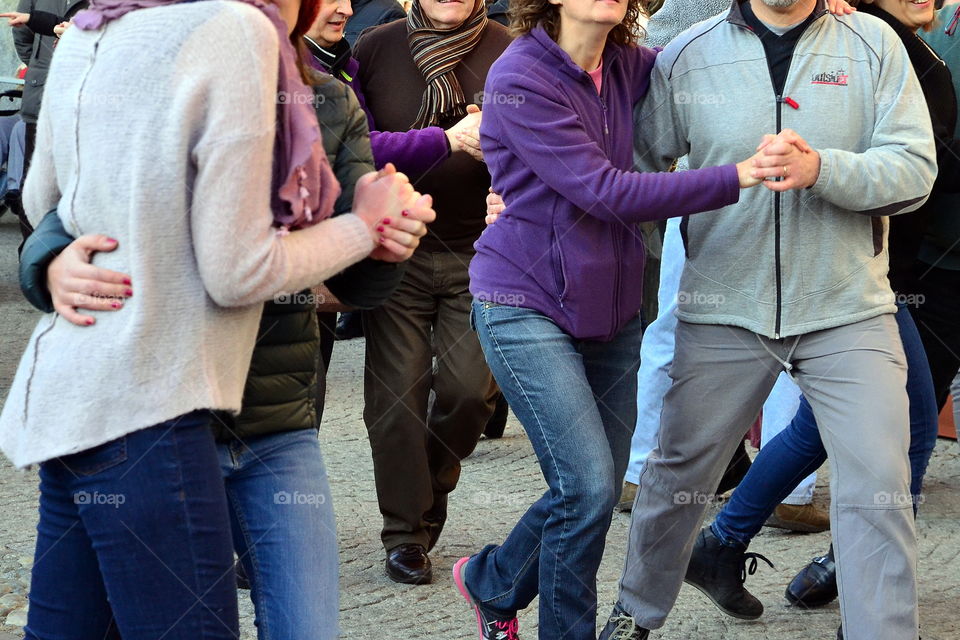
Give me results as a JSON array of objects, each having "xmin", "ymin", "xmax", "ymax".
[
  {"xmin": 60, "ymin": 437, "xmax": 129, "ymax": 476},
  {"xmin": 471, "ymin": 299, "xmax": 502, "ymax": 332}
]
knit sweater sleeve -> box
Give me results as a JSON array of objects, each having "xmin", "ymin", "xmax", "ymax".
[
  {"xmin": 190, "ymin": 133, "xmax": 374, "ymax": 307},
  {"xmin": 22, "ymin": 92, "xmax": 60, "ymax": 226},
  {"xmin": 187, "ymin": 4, "xmax": 374, "ymax": 308}
]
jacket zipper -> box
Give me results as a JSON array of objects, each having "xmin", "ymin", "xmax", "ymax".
[
  {"xmin": 741, "ymin": 27, "xmax": 807, "ymax": 339},
  {"xmin": 773, "ymin": 95, "xmax": 784, "ymax": 339},
  {"xmin": 593, "ymin": 67, "xmax": 619, "ymax": 337},
  {"xmin": 601, "ymin": 96, "xmax": 619, "ymax": 337},
  {"xmin": 600, "ymin": 95, "xmax": 609, "ymax": 136},
  {"xmin": 770, "ymin": 90, "xmax": 803, "ymax": 338}
]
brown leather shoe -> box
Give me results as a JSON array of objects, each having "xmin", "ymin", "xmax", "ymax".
[
  {"xmin": 616, "ymin": 481, "xmax": 638, "ymax": 512},
  {"xmin": 386, "ymin": 543, "xmax": 433, "ymax": 584},
  {"xmin": 764, "ymin": 503, "xmax": 830, "ymax": 533}
]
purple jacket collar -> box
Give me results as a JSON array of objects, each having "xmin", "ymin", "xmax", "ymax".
[{"xmin": 529, "ymin": 24, "xmax": 623, "ymax": 83}]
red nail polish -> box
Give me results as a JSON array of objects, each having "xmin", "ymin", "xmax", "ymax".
[
  {"xmin": 402, "ymin": 210, "xmax": 410, "ymax": 217},
  {"xmin": 382, "ymin": 217, "xmax": 392, "ymax": 225},
  {"xmin": 122, "ymin": 278, "xmax": 131, "ymax": 285},
  {"xmin": 106, "ymin": 237, "xmax": 118, "ymax": 244},
  {"xmin": 86, "ymin": 318, "xmax": 94, "ymax": 326},
  {"xmin": 376, "ymin": 226, "xmax": 385, "ymax": 233},
  {"xmin": 379, "ymin": 237, "xmax": 386, "ymax": 244},
  {"xmin": 111, "ymin": 302, "xmax": 121, "ymax": 309},
  {"xmin": 125, "ymin": 289, "xmax": 133, "ymax": 297}
]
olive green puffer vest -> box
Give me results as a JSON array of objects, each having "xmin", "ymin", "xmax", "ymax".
[{"xmin": 212, "ymin": 297, "xmax": 320, "ymax": 441}]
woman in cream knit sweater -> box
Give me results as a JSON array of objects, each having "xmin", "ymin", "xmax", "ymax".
[{"xmin": 0, "ymin": 0, "xmax": 432, "ymax": 637}]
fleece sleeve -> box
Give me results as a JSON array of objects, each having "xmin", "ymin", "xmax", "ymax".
[
  {"xmin": 490, "ymin": 70, "xmax": 739, "ymax": 224},
  {"xmin": 810, "ymin": 37, "xmax": 938, "ymax": 215},
  {"xmin": 632, "ymin": 53, "xmax": 691, "ymax": 174},
  {"xmin": 369, "ymin": 127, "xmax": 450, "ymax": 174}
]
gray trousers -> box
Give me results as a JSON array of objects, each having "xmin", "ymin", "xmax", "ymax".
[{"xmin": 619, "ymin": 315, "xmax": 917, "ymax": 640}]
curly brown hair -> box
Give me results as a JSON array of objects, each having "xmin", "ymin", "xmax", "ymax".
[{"xmin": 507, "ymin": 0, "xmax": 647, "ymax": 47}]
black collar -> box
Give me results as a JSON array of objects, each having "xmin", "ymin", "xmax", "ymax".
[
  {"xmin": 728, "ymin": 0, "xmax": 828, "ymax": 30},
  {"xmin": 304, "ymin": 36, "xmax": 352, "ymax": 76}
]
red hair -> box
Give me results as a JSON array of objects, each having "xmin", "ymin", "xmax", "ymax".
[
  {"xmin": 283, "ymin": 0, "xmax": 322, "ymax": 83},
  {"xmin": 293, "ymin": 0, "xmax": 322, "ymax": 41}
]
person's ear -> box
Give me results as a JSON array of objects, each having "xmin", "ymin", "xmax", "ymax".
[{"xmin": 548, "ymin": 0, "xmax": 562, "ymax": 6}]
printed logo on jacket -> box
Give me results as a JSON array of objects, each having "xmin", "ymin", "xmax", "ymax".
[{"xmin": 811, "ymin": 69, "xmax": 849, "ymax": 86}]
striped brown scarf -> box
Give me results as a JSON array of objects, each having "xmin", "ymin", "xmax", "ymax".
[{"xmin": 407, "ymin": 0, "xmax": 488, "ymax": 129}]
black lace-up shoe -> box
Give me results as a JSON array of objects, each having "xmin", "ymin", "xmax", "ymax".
[
  {"xmin": 385, "ymin": 543, "xmax": 432, "ymax": 584},
  {"xmin": 597, "ymin": 603, "xmax": 650, "ymax": 640},
  {"xmin": 785, "ymin": 545, "xmax": 837, "ymax": 607},
  {"xmin": 683, "ymin": 526, "xmax": 773, "ymax": 620},
  {"xmin": 453, "ymin": 557, "xmax": 520, "ymax": 640}
]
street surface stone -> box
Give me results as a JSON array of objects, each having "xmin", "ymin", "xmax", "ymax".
[{"xmin": 0, "ymin": 219, "xmax": 956, "ymax": 638}]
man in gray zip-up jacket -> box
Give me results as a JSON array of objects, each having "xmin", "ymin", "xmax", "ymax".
[{"xmin": 602, "ymin": 2, "xmax": 937, "ymax": 640}]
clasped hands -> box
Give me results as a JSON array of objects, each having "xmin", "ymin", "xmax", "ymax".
[
  {"xmin": 45, "ymin": 163, "xmax": 437, "ymax": 327},
  {"xmin": 354, "ymin": 163, "xmax": 435, "ymax": 263},
  {"xmin": 485, "ymin": 129, "xmax": 822, "ymax": 225},
  {"xmin": 738, "ymin": 129, "xmax": 821, "ymax": 192}
]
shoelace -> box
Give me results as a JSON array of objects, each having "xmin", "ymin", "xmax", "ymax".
[
  {"xmin": 609, "ymin": 615, "xmax": 640, "ymax": 640},
  {"xmin": 492, "ymin": 618, "xmax": 519, "ymax": 640},
  {"xmin": 740, "ymin": 551, "xmax": 775, "ymax": 584}
]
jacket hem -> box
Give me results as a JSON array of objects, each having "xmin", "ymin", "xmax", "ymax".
[{"xmin": 675, "ymin": 303, "xmax": 898, "ymax": 339}]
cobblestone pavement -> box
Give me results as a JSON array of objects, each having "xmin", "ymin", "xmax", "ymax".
[{"xmin": 0, "ymin": 219, "xmax": 957, "ymax": 639}]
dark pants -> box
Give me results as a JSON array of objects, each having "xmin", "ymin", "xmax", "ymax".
[
  {"xmin": 10, "ymin": 121, "xmax": 36, "ymax": 245},
  {"xmin": 363, "ymin": 250, "xmax": 496, "ymax": 551},
  {"xmin": 23, "ymin": 120, "xmax": 35, "ymax": 179},
  {"xmin": 26, "ymin": 412, "xmax": 238, "ymax": 639},
  {"xmin": 316, "ymin": 311, "xmax": 338, "ymax": 425},
  {"xmin": 911, "ymin": 264, "xmax": 960, "ymax": 409}
]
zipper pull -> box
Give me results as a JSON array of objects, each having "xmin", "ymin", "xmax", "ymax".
[
  {"xmin": 783, "ymin": 97, "xmax": 800, "ymax": 110},
  {"xmin": 601, "ymin": 98, "xmax": 609, "ymax": 135}
]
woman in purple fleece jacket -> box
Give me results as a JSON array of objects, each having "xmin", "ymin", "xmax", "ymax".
[{"xmin": 451, "ymin": 1, "xmax": 766, "ymax": 638}]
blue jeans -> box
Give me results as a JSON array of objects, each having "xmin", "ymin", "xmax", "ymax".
[
  {"xmin": 218, "ymin": 428, "xmax": 339, "ymax": 640},
  {"xmin": 713, "ymin": 304, "xmax": 939, "ymax": 546},
  {"xmin": 464, "ymin": 302, "xmax": 642, "ymax": 640},
  {"xmin": 26, "ymin": 412, "xmax": 239, "ymax": 640}
]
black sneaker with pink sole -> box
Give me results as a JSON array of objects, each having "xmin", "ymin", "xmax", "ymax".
[{"xmin": 453, "ymin": 557, "xmax": 520, "ymax": 640}]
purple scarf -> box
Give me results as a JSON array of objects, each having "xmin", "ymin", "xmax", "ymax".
[{"xmin": 74, "ymin": 0, "xmax": 340, "ymax": 231}]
